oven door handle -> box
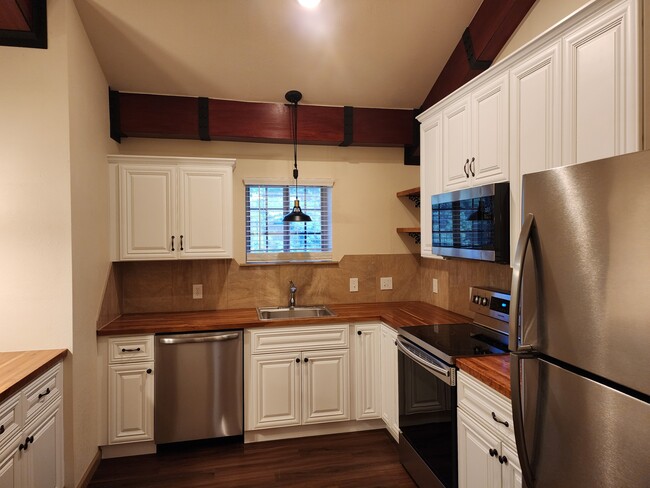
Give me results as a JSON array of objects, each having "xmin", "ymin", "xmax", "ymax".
[{"xmin": 396, "ymin": 337, "xmax": 454, "ymax": 386}]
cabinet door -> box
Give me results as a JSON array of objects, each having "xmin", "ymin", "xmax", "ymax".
[
  {"xmin": 354, "ymin": 324, "xmax": 381, "ymax": 420},
  {"xmin": 22, "ymin": 401, "xmax": 64, "ymax": 488},
  {"xmin": 380, "ymin": 325, "xmax": 399, "ymax": 441},
  {"xmin": 108, "ymin": 363, "xmax": 154, "ymax": 444},
  {"xmin": 471, "ymin": 72, "xmax": 509, "ymax": 185},
  {"xmin": 501, "ymin": 443, "xmax": 523, "ymax": 488},
  {"xmin": 249, "ymin": 353, "xmax": 301, "ymax": 430},
  {"xmin": 562, "ymin": 0, "xmax": 639, "ymax": 165},
  {"xmin": 420, "ymin": 113, "xmax": 442, "ymax": 258},
  {"xmin": 0, "ymin": 446, "xmax": 18, "ymax": 488},
  {"xmin": 178, "ymin": 166, "xmax": 233, "ymax": 259},
  {"xmin": 442, "ymin": 96, "xmax": 472, "ymax": 191},
  {"xmin": 119, "ymin": 165, "xmax": 176, "ymax": 260},
  {"xmin": 302, "ymin": 349, "xmax": 350, "ymax": 425},
  {"xmin": 509, "ymin": 42, "xmax": 561, "ymax": 264},
  {"xmin": 457, "ymin": 409, "xmax": 501, "ymax": 488}
]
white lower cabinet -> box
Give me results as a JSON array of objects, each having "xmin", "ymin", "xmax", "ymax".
[
  {"xmin": 104, "ymin": 335, "xmax": 155, "ymax": 445},
  {"xmin": 354, "ymin": 324, "xmax": 382, "ymax": 420},
  {"xmin": 457, "ymin": 371, "xmax": 521, "ymax": 488},
  {"xmin": 0, "ymin": 363, "xmax": 64, "ymax": 488},
  {"xmin": 380, "ymin": 324, "xmax": 399, "ymax": 441},
  {"xmin": 247, "ymin": 325, "xmax": 350, "ymax": 431}
]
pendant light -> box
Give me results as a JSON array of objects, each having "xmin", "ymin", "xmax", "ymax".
[{"xmin": 283, "ymin": 90, "xmax": 312, "ymax": 222}]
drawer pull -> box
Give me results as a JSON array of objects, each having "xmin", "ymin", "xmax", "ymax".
[
  {"xmin": 0, "ymin": 425, "xmax": 4, "ymax": 435},
  {"xmin": 38, "ymin": 387, "xmax": 51, "ymax": 400},
  {"xmin": 121, "ymin": 347, "xmax": 141, "ymax": 353},
  {"xmin": 491, "ymin": 411, "xmax": 509, "ymax": 427}
]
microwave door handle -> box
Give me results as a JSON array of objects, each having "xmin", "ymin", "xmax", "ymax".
[{"xmin": 510, "ymin": 212, "xmax": 535, "ymax": 353}]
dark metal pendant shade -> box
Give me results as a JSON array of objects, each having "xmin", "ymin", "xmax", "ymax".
[{"xmin": 283, "ymin": 90, "xmax": 311, "ymax": 223}]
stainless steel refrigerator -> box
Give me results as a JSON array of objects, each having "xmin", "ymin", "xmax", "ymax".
[{"xmin": 509, "ymin": 150, "xmax": 650, "ymax": 487}]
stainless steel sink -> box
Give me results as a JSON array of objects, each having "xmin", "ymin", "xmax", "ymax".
[{"xmin": 257, "ymin": 306, "xmax": 335, "ymax": 320}]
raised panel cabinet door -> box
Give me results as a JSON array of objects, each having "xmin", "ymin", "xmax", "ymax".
[
  {"xmin": 0, "ymin": 447, "xmax": 19, "ymax": 488},
  {"xmin": 562, "ymin": 0, "xmax": 639, "ymax": 165},
  {"xmin": 500, "ymin": 443, "xmax": 523, "ymax": 488},
  {"xmin": 301, "ymin": 349, "xmax": 350, "ymax": 425},
  {"xmin": 119, "ymin": 165, "xmax": 176, "ymax": 260},
  {"xmin": 108, "ymin": 363, "xmax": 154, "ymax": 444},
  {"xmin": 250, "ymin": 353, "xmax": 301, "ymax": 430},
  {"xmin": 178, "ymin": 166, "xmax": 233, "ymax": 259},
  {"xmin": 22, "ymin": 401, "xmax": 64, "ymax": 488},
  {"xmin": 442, "ymin": 96, "xmax": 471, "ymax": 191},
  {"xmin": 471, "ymin": 72, "xmax": 509, "ymax": 185},
  {"xmin": 509, "ymin": 42, "xmax": 561, "ymax": 265},
  {"xmin": 419, "ymin": 112, "xmax": 442, "ymax": 258},
  {"xmin": 380, "ymin": 325, "xmax": 399, "ymax": 441},
  {"xmin": 457, "ymin": 409, "xmax": 501, "ymax": 488},
  {"xmin": 354, "ymin": 324, "xmax": 382, "ymax": 420}
]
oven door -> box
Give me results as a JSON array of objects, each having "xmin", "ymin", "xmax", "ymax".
[{"xmin": 397, "ymin": 336, "xmax": 457, "ymax": 488}]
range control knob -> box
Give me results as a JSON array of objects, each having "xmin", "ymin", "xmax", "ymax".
[
  {"xmin": 481, "ymin": 297, "xmax": 489, "ymax": 306},
  {"xmin": 473, "ymin": 295, "xmax": 481, "ymax": 304}
]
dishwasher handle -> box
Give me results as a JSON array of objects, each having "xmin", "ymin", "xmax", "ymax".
[{"xmin": 159, "ymin": 332, "xmax": 240, "ymax": 345}]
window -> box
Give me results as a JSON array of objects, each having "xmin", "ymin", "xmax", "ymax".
[{"xmin": 245, "ymin": 179, "xmax": 333, "ymax": 263}]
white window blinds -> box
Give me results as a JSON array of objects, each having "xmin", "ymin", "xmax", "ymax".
[{"xmin": 245, "ymin": 179, "xmax": 333, "ymax": 263}]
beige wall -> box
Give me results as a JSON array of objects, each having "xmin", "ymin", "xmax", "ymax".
[
  {"xmin": 117, "ymin": 139, "xmax": 420, "ymax": 262},
  {"xmin": 67, "ymin": 0, "xmax": 117, "ymax": 484},
  {"xmin": 495, "ymin": 0, "xmax": 592, "ymax": 63}
]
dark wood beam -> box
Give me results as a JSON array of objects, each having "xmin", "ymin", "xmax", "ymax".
[
  {"xmin": 110, "ymin": 90, "xmax": 415, "ymax": 148},
  {"xmin": 0, "ymin": 0, "xmax": 46, "ymax": 49}
]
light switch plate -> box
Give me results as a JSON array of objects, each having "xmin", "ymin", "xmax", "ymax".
[
  {"xmin": 192, "ymin": 284, "xmax": 203, "ymax": 299},
  {"xmin": 432, "ymin": 278, "xmax": 439, "ymax": 294},
  {"xmin": 349, "ymin": 278, "xmax": 359, "ymax": 292}
]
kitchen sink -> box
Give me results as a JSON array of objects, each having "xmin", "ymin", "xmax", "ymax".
[{"xmin": 257, "ymin": 306, "xmax": 335, "ymax": 320}]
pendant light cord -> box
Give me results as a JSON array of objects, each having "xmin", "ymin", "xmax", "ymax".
[{"xmin": 292, "ymin": 100, "xmax": 299, "ymax": 200}]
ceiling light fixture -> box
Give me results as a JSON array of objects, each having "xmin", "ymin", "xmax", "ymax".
[
  {"xmin": 283, "ymin": 90, "xmax": 312, "ymax": 222},
  {"xmin": 297, "ymin": 0, "xmax": 321, "ymax": 9}
]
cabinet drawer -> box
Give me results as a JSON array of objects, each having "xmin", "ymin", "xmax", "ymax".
[
  {"xmin": 457, "ymin": 370, "xmax": 514, "ymax": 443},
  {"xmin": 250, "ymin": 325, "xmax": 349, "ymax": 354},
  {"xmin": 108, "ymin": 335, "xmax": 154, "ymax": 363},
  {"xmin": 0, "ymin": 393, "xmax": 21, "ymax": 452},
  {"xmin": 23, "ymin": 364, "xmax": 62, "ymax": 426}
]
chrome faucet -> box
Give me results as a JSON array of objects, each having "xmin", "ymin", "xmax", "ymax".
[{"xmin": 289, "ymin": 281, "xmax": 297, "ymax": 308}]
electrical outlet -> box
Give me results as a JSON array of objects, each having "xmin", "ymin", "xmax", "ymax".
[
  {"xmin": 432, "ymin": 278, "xmax": 439, "ymax": 294},
  {"xmin": 192, "ymin": 284, "xmax": 203, "ymax": 299},
  {"xmin": 380, "ymin": 277, "xmax": 393, "ymax": 290},
  {"xmin": 349, "ymin": 278, "xmax": 359, "ymax": 292}
]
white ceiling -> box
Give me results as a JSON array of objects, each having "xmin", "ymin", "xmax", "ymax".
[{"xmin": 74, "ymin": 0, "xmax": 483, "ymax": 109}]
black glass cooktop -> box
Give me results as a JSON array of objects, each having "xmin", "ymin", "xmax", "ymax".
[{"xmin": 399, "ymin": 323, "xmax": 508, "ymax": 365}]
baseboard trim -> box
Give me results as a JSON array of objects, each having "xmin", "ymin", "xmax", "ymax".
[
  {"xmin": 75, "ymin": 449, "xmax": 101, "ymax": 488},
  {"xmin": 244, "ymin": 419, "xmax": 385, "ymax": 443}
]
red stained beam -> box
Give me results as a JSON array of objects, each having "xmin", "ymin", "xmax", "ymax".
[
  {"xmin": 112, "ymin": 91, "xmax": 414, "ymax": 147},
  {"xmin": 0, "ymin": 0, "xmax": 30, "ymax": 31}
]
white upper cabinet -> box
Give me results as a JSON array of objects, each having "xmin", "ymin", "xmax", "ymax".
[
  {"xmin": 419, "ymin": 112, "xmax": 442, "ymax": 258},
  {"xmin": 109, "ymin": 155, "xmax": 235, "ymax": 261},
  {"xmin": 441, "ymin": 72, "xmax": 509, "ymax": 192},
  {"xmin": 562, "ymin": 0, "xmax": 640, "ymax": 165}
]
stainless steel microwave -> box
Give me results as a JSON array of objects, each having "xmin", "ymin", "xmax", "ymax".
[{"xmin": 431, "ymin": 182, "xmax": 510, "ymax": 264}]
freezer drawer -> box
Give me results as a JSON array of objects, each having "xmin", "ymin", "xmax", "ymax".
[
  {"xmin": 514, "ymin": 355, "xmax": 650, "ymax": 487},
  {"xmin": 155, "ymin": 330, "xmax": 243, "ymax": 444}
]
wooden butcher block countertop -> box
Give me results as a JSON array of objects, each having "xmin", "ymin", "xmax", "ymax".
[
  {"xmin": 98, "ymin": 301, "xmax": 511, "ymax": 397},
  {"xmin": 0, "ymin": 349, "xmax": 68, "ymax": 403}
]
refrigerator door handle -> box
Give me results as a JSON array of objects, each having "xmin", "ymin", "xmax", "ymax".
[
  {"xmin": 509, "ymin": 212, "xmax": 535, "ymax": 353},
  {"xmin": 511, "ymin": 352, "xmax": 536, "ymax": 488}
]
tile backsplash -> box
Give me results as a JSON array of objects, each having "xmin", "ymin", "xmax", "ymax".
[{"xmin": 98, "ymin": 254, "xmax": 512, "ymax": 327}]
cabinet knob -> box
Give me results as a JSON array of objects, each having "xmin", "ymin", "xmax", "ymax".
[
  {"xmin": 499, "ymin": 455, "xmax": 508, "ymax": 465},
  {"xmin": 489, "ymin": 448, "xmax": 498, "ymax": 457},
  {"xmin": 357, "ymin": 330, "xmax": 362, "ymax": 336},
  {"xmin": 146, "ymin": 368, "xmax": 152, "ymax": 374},
  {"xmin": 304, "ymin": 357, "xmax": 309, "ymax": 362},
  {"xmin": 0, "ymin": 425, "xmax": 4, "ymax": 435},
  {"xmin": 296, "ymin": 358, "xmax": 301, "ymax": 363},
  {"xmin": 171, "ymin": 235, "xmax": 175, "ymax": 251}
]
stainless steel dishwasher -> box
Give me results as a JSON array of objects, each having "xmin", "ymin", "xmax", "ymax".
[{"xmin": 154, "ymin": 330, "xmax": 243, "ymax": 444}]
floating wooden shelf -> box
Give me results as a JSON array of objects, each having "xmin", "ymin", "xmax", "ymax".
[
  {"xmin": 396, "ymin": 187, "xmax": 420, "ymax": 208},
  {"xmin": 396, "ymin": 227, "xmax": 421, "ymax": 244}
]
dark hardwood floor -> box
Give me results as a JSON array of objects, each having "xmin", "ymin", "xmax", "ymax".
[{"xmin": 88, "ymin": 430, "xmax": 417, "ymax": 488}]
